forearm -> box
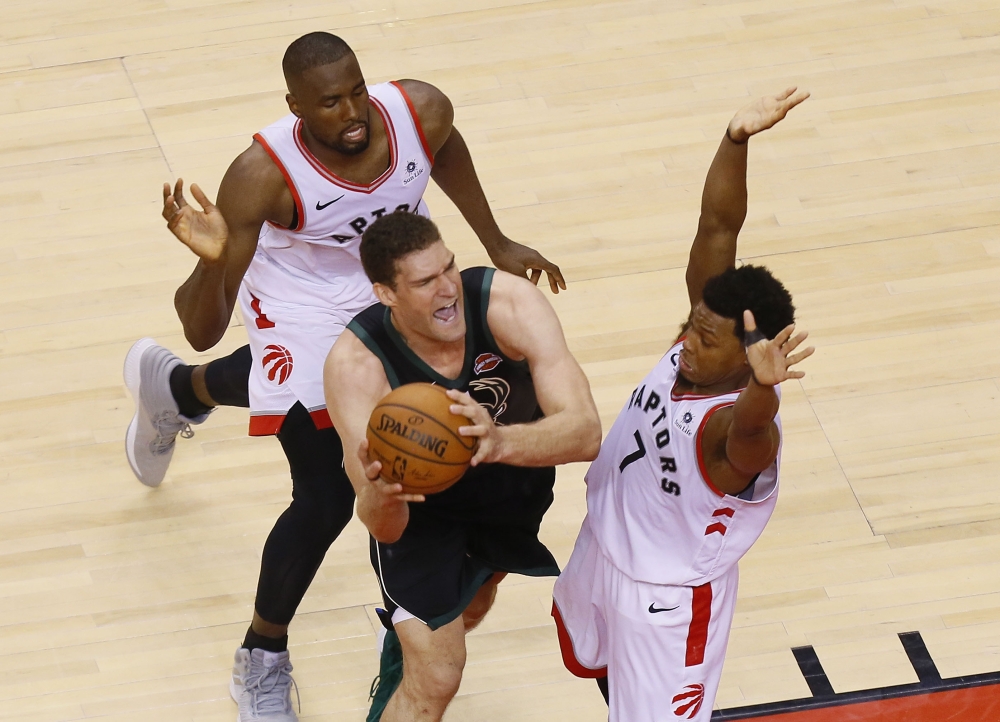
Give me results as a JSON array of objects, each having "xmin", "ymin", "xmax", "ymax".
[
  {"xmin": 173, "ymin": 261, "xmax": 232, "ymax": 351},
  {"xmin": 493, "ymin": 410, "xmax": 601, "ymax": 467},
  {"xmin": 697, "ymin": 134, "xmax": 749, "ymax": 241},
  {"xmin": 431, "ymin": 128, "xmax": 505, "ymax": 252},
  {"xmin": 731, "ymin": 377, "xmax": 779, "ymax": 436}
]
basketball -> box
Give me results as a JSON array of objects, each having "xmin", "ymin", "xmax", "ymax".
[{"xmin": 366, "ymin": 383, "xmax": 476, "ymax": 494}]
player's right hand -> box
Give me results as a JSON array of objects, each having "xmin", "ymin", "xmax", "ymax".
[
  {"xmin": 357, "ymin": 438, "xmax": 426, "ymax": 504},
  {"xmin": 162, "ymin": 179, "xmax": 229, "ymax": 264}
]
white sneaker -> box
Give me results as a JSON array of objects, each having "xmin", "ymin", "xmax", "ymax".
[
  {"xmin": 232, "ymin": 648, "xmax": 300, "ymax": 722},
  {"xmin": 230, "ymin": 647, "xmax": 251, "ymax": 703},
  {"xmin": 123, "ymin": 338, "xmax": 209, "ymax": 486}
]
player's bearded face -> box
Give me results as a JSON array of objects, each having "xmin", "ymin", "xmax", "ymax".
[
  {"xmin": 384, "ymin": 242, "xmax": 466, "ymax": 345},
  {"xmin": 291, "ymin": 54, "xmax": 372, "ymax": 156},
  {"xmin": 678, "ymin": 303, "xmax": 748, "ymax": 387}
]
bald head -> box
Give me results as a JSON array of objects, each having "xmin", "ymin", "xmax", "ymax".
[{"xmin": 282, "ymin": 32, "xmax": 354, "ymax": 90}]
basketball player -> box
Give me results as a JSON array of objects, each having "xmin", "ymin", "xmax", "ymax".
[
  {"xmin": 124, "ymin": 32, "xmax": 564, "ymax": 722},
  {"xmin": 550, "ymin": 88, "xmax": 813, "ymax": 721},
  {"xmin": 323, "ymin": 211, "xmax": 602, "ymax": 722}
]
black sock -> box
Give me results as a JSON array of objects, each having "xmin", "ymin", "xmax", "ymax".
[
  {"xmin": 596, "ymin": 675, "xmax": 609, "ymax": 705},
  {"xmin": 168, "ymin": 364, "xmax": 212, "ymax": 418},
  {"xmin": 243, "ymin": 626, "xmax": 288, "ymax": 653},
  {"xmin": 202, "ymin": 345, "xmax": 252, "ymax": 408}
]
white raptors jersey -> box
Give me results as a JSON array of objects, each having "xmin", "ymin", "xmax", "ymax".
[
  {"xmin": 238, "ymin": 81, "xmax": 434, "ymax": 434},
  {"xmin": 586, "ymin": 340, "xmax": 781, "ymax": 586}
]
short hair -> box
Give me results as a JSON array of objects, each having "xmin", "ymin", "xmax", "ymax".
[
  {"xmin": 360, "ymin": 212, "xmax": 442, "ymax": 288},
  {"xmin": 282, "ymin": 32, "xmax": 353, "ymax": 84},
  {"xmin": 701, "ymin": 264, "xmax": 795, "ymax": 340}
]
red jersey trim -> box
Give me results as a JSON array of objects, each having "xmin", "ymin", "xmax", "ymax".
[
  {"xmin": 309, "ymin": 408, "xmax": 333, "ymax": 430},
  {"xmin": 551, "ymin": 601, "xmax": 607, "ymax": 679},
  {"xmin": 389, "ymin": 81, "xmax": 434, "ymax": 165},
  {"xmin": 254, "ymin": 133, "xmax": 305, "ymax": 232},
  {"xmin": 249, "ymin": 408, "xmax": 333, "ymax": 436},
  {"xmin": 695, "ymin": 402, "xmax": 735, "ymax": 498},
  {"xmin": 249, "ymin": 414, "xmax": 286, "ymax": 436},
  {"xmin": 685, "ymin": 583, "xmax": 713, "ymax": 667},
  {"xmin": 292, "ymin": 98, "xmax": 397, "ymax": 194}
]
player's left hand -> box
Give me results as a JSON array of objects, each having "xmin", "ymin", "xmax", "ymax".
[
  {"xmin": 489, "ymin": 236, "xmax": 567, "ymax": 294},
  {"xmin": 744, "ymin": 310, "xmax": 815, "ymax": 386},
  {"xmin": 727, "ymin": 87, "xmax": 810, "ymax": 143},
  {"xmin": 447, "ymin": 389, "xmax": 503, "ymax": 466}
]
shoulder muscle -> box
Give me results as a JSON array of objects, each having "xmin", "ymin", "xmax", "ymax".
[{"xmin": 394, "ymin": 79, "xmax": 454, "ymax": 155}]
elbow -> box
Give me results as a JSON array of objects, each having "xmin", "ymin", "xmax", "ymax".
[
  {"xmin": 580, "ymin": 420, "xmax": 603, "ymax": 461},
  {"xmin": 184, "ymin": 329, "xmax": 220, "ymax": 353}
]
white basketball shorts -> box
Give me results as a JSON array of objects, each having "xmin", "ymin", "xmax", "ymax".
[
  {"xmin": 552, "ymin": 517, "xmax": 739, "ymax": 722},
  {"xmin": 238, "ymin": 282, "xmax": 361, "ymax": 436}
]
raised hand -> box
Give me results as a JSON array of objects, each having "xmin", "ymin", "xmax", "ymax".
[
  {"xmin": 162, "ymin": 179, "xmax": 229, "ymax": 264},
  {"xmin": 489, "ymin": 236, "xmax": 567, "ymax": 294},
  {"xmin": 728, "ymin": 87, "xmax": 810, "ymax": 143},
  {"xmin": 743, "ymin": 310, "xmax": 814, "ymax": 386}
]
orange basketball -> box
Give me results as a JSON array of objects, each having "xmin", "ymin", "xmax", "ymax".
[{"xmin": 366, "ymin": 383, "xmax": 475, "ymax": 494}]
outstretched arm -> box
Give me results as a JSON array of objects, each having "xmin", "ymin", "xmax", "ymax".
[
  {"xmin": 685, "ymin": 88, "xmax": 810, "ymax": 310},
  {"xmin": 398, "ymin": 80, "xmax": 567, "ymax": 293},
  {"xmin": 447, "ymin": 272, "xmax": 601, "ymax": 467}
]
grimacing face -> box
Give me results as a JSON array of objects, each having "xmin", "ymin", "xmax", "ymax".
[
  {"xmin": 678, "ymin": 302, "xmax": 749, "ymax": 388},
  {"xmin": 286, "ymin": 53, "xmax": 372, "ymax": 155},
  {"xmin": 376, "ymin": 240, "xmax": 466, "ymax": 345}
]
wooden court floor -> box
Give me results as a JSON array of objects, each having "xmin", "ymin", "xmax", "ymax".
[{"xmin": 2, "ymin": 0, "xmax": 1000, "ymax": 720}]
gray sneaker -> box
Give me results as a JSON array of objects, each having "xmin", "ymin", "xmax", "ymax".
[
  {"xmin": 232, "ymin": 648, "xmax": 300, "ymax": 722},
  {"xmin": 123, "ymin": 338, "xmax": 209, "ymax": 487}
]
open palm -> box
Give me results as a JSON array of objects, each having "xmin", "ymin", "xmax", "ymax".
[
  {"xmin": 728, "ymin": 87, "xmax": 810, "ymax": 143},
  {"xmin": 744, "ymin": 310, "xmax": 814, "ymax": 386},
  {"xmin": 162, "ymin": 179, "xmax": 229, "ymax": 263}
]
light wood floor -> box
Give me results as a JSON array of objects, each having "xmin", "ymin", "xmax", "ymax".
[{"xmin": 3, "ymin": 0, "xmax": 1000, "ymax": 720}]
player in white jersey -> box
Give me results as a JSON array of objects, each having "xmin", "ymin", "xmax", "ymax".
[
  {"xmin": 552, "ymin": 88, "xmax": 814, "ymax": 721},
  {"xmin": 122, "ymin": 33, "xmax": 564, "ymax": 722}
]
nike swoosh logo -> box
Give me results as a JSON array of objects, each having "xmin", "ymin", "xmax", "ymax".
[
  {"xmin": 316, "ymin": 195, "xmax": 345, "ymax": 210},
  {"xmin": 648, "ymin": 603, "xmax": 679, "ymax": 614}
]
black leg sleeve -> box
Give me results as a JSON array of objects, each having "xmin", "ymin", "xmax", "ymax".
[
  {"xmin": 596, "ymin": 675, "xmax": 609, "ymax": 705},
  {"xmin": 252, "ymin": 403, "xmax": 356, "ymax": 625},
  {"xmin": 202, "ymin": 344, "xmax": 253, "ymax": 408}
]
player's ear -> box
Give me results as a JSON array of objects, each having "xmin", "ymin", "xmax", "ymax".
[
  {"xmin": 373, "ymin": 282, "xmax": 396, "ymax": 307},
  {"xmin": 286, "ymin": 93, "xmax": 301, "ymax": 118}
]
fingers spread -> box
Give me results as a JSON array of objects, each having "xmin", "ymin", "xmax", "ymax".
[
  {"xmin": 174, "ymin": 179, "xmax": 187, "ymax": 207},
  {"xmin": 773, "ymin": 323, "xmax": 795, "ymax": 347},
  {"xmin": 190, "ymin": 183, "xmax": 214, "ymax": 211},
  {"xmin": 787, "ymin": 347, "xmax": 816, "ymax": 366},
  {"xmin": 529, "ymin": 268, "xmax": 542, "ymax": 286}
]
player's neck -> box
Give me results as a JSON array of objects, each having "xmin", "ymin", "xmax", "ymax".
[
  {"xmin": 674, "ymin": 369, "xmax": 750, "ymax": 397},
  {"xmin": 389, "ymin": 313, "xmax": 467, "ymax": 381}
]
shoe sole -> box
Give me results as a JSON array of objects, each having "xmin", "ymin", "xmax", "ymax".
[{"xmin": 123, "ymin": 337, "xmax": 160, "ymax": 487}]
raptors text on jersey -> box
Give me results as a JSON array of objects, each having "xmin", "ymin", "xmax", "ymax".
[{"xmin": 585, "ymin": 341, "xmax": 782, "ymax": 585}]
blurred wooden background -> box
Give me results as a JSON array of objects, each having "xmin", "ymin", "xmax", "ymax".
[{"xmin": 2, "ymin": 0, "xmax": 1000, "ymax": 720}]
